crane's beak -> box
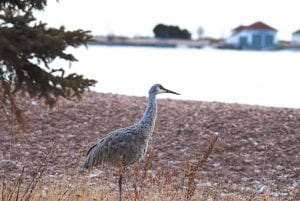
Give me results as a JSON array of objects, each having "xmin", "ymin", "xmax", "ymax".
[{"xmin": 162, "ymin": 87, "xmax": 180, "ymax": 95}]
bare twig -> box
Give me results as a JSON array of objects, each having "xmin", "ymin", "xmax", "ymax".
[{"xmin": 185, "ymin": 134, "xmax": 219, "ymax": 201}]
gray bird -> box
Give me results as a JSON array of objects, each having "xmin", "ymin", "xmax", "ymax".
[{"xmin": 83, "ymin": 84, "xmax": 180, "ymax": 201}]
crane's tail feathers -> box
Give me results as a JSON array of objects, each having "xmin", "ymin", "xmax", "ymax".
[
  {"xmin": 86, "ymin": 144, "xmax": 97, "ymax": 156},
  {"xmin": 81, "ymin": 161, "xmax": 89, "ymax": 169},
  {"xmin": 82, "ymin": 143, "xmax": 98, "ymax": 169},
  {"xmin": 82, "ymin": 154, "xmax": 95, "ymax": 169}
]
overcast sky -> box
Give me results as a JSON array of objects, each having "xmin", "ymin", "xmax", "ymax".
[{"xmin": 36, "ymin": 0, "xmax": 300, "ymax": 40}]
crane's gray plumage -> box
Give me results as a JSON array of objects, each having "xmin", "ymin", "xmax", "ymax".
[
  {"xmin": 83, "ymin": 84, "xmax": 179, "ymax": 169},
  {"xmin": 82, "ymin": 84, "xmax": 180, "ymax": 201}
]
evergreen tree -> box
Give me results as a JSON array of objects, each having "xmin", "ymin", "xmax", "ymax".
[
  {"xmin": 153, "ymin": 23, "xmax": 191, "ymax": 39},
  {"xmin": 0, "ymin": 0, "xmax": 96, "ymax": 118}
]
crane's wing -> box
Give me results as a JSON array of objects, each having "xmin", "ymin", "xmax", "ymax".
[
  {"xmin": 82, "ymin": 127, "xmax": 131, "ymax": 169},
  {"xmin": 83, "ymin": 137, "xmax": 108, "ymax": 169},
  {"xmin": 85, "ymin": 143, "xmax": 97, "ymax": 156}
]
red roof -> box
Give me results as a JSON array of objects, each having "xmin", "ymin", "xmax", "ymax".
[
  {"xmin": 232, "ymin": 25, "xmax": 246, "ymax": 32},
  {"xmin": 232, "ymin": 21, "xmax": 277, "ymax": 33},
  {"xmin": 293, "ymin": 30, "xmax": 300, "ymax": 35},
  {"xmin": 247, "ymin": 22, "xmax": 277, "ymax": 31}
]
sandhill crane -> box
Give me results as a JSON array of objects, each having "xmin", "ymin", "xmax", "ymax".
[{"xmin": 83, "ymin": 84, "xmax": 180, "ymax": 201}]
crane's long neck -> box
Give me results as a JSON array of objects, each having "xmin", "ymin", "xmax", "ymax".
[{"xmin": 138, "ymin": 93, "xmax": 157, "ymax": 134}]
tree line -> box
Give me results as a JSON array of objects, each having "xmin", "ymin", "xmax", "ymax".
[{"xmin": 153, "ymin": 24, "xmax": 192, "ymax": 40}]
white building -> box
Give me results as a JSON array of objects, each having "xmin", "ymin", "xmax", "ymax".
[
  {"xmin": 292, "ymin": 30, "xmax": 300, "ymax": 44},
  {"xmin": 226, "ymin": 21, "xmax": 278, "ymax": 50}
]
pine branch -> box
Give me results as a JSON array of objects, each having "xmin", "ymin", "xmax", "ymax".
[{"xmin": 0, "ymin": 0, "xmax": 97, "ymax": 111}]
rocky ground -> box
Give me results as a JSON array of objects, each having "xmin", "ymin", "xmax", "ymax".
[{"xmin": 0, "ymin": 92, "xmax": 299, "ymax": 199}]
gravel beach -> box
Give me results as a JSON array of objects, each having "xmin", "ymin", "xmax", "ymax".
[{"xmin": 1, "ymin": 92, "xmax": 299, "ymax": 198}]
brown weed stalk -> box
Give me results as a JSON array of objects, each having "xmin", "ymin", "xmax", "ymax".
[
  {"xmin": 185, "ymin": 133, "xmax": 219, "ymax": 201},
  {"xmin": 1, "ymin": 142, "xmax": 53, "ymax": 201},
  {"xmin": 131, "ymin": 151, "xmax": 156, "ymax": 200}
]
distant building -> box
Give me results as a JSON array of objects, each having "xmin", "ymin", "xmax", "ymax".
[
  {"xmin": 292, "ymin": 30, "xmax": 300, "ymax": 44},
  {"xmin": 226, "ymin": 21, "xmax": 278, "ymax": 50}
]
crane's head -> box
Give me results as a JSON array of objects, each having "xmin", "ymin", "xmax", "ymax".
[{"xmin": 149, "ymin": 84, "xmax": 180, "ymax": 96}]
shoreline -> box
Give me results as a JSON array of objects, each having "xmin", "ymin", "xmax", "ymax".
[
  {"xmin": 90, "ymin": 91, "xmax": 300, "ymax": 110},
  {"xmin": 91, "ymin": 35, "xmax": 300, "ymax": 50}
]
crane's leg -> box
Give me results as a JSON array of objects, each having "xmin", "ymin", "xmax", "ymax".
[{"xmin": 119, "ymin": 175, "xmax": 123, "ymax": 201}]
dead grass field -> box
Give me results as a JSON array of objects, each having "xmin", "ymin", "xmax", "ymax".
[{"xmin": 1, "ymin": 92, "xmax": 299, "ymax": 200}]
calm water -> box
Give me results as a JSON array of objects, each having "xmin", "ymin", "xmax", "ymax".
[{"xmin": 59, "ymin": 46, "xmax": 300, "ymax": 108}]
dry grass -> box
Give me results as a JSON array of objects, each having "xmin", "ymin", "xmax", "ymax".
[
  {"xmin": 0, "ymin": 183, "xmax": 280, "ymax": 201},
  {"xmin": 0, "ymin": 182, "xmax": 279, "ymax": 201},
  {"xmin": 1, "ymin": 134, "xmax": 292, "ymax": 201}
]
